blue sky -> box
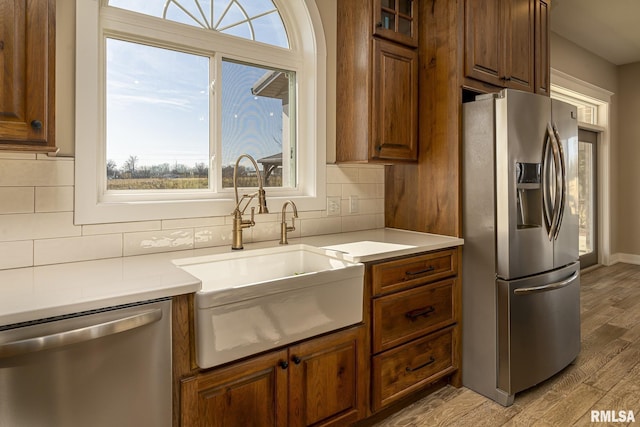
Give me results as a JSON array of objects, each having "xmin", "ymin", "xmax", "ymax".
[{"xmin": 105, "ymin": 0, "xmax": 288, "ymax": 169}]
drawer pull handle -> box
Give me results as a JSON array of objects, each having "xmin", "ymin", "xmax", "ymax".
[
  {"xmin": 405, "ymin": 306, "xmax": 435, "ymax": 320},
  {"xmin": 406, "ymin": 356, "xmax": 436, "ymax": 373},
  {"xmin": 405, "ymin": 266, "xmax": 435, "ymax": 277}
]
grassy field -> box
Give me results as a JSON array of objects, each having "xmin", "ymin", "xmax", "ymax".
[
  {"xmin": 106, "ymin": 176, "xmax": 282, "ymax": 190},
  {"xmin": 107, "ymin": 178, "xmax": 208, "ymax": 190}
]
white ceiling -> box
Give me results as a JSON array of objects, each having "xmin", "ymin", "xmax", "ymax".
[{"xmin": 550, "ymin": 0, "xmax": 640, "ymax": 65}]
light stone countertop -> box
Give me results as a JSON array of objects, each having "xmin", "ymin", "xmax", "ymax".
[{"xmin": 0, "ymin": 228, "xmax": 463, "ymax": 326}]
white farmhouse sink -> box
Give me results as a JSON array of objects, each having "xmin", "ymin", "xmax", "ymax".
[{"xmin": 173, "ymin": 244, "xmax": 364, "ymax": 368}]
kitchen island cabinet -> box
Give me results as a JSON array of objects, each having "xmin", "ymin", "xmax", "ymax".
[{"xmin": 178, "ymin": 325, "xmax": 367, "ymax": 427}]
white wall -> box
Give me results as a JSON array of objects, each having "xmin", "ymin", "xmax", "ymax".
[
  {"xmin": 551, "ymin": 32, "xmax": 640, "ymax": 262},
  {"xmin": 616, "ymin": 62, "xmax": 640, "ymax": 260}
]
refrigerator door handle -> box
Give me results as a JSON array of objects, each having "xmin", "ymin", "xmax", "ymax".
[
  {"xmin": 551, "ymin": 124, "xmax": 567, "ymax": 240},
  {"xmin": 542, "ymin": 127, "xmax": 554, "ymax": 236},
  {"xmin": 513, "ymin": 272, "xmax": 579, "ymax": 295},
  {"xmin": 543, "ymin": 123, "xmax": 562, "ymax": 240}
]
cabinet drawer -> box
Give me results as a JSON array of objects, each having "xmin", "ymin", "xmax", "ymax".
[
  {"xmin": 371, "ymin": 249, "xmax": 457, "ymax": 295},
  {"xmin": 373, "ymin": 279, "xmax": 455, "ymax": 353},
  {"xmin": 372, "ymin": 327, "xmax": 456, "ymax": 411}
]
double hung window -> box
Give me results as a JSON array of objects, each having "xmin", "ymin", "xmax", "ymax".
[{"xmin": 76, "ymin": 0, "xmax": 326, "ymax": 223}]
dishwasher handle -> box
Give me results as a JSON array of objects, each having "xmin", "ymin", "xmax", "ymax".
[{"xmin": 0, "ymin": 308, "xmax": 162, "ymax": 359}]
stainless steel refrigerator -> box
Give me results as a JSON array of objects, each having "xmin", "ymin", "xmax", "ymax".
[{"xmin": 462, "ymin": 89, "xmax": 580, "ymax": 406}]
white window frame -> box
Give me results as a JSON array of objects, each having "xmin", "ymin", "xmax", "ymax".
[
  {"xmin": 551, "ymin": 68, "xmax": 613, "ymax": 266},
  {"xmin": 75, "ymin": 0, "xmax": 326, "ymax": 224}
]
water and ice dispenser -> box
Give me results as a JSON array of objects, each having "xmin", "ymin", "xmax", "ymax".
[{"xmin": 515, "ymin": 162, "xmax": 542, "ymax": 229}]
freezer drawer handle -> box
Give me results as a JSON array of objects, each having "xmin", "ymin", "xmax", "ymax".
[
  {"xmin": 0, "ymin": 308, "xmax": 162, "ymax": 359},
  {"xmin": 513, "ymin": 272, "xmax": 578, "ymax": 295},
  {"xmin": 405, "ymin": 306, "xmax": 435, "ymax": 320},
  {"xmin": 405, "ymin": 266, "xmax": 435, "ymax": 277},
  {"xmin": 406, "ymin": 356, "xmax": 436, "ymax": 373}
]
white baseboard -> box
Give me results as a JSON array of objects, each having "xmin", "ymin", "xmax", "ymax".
[{"xmin": 609, "ymin": 253, "xmax": 640, "ymax": 266}]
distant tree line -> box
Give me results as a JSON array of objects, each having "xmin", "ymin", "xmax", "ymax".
[{"xmin": 106, "ymin": 155, "xmax": 271, "ymax": 180}]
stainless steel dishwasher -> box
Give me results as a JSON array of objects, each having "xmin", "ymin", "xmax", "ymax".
[{"xmin": 0, "ymin": 298, "xmax": 172, "ymax": 427}]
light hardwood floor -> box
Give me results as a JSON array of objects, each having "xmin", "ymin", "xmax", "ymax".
[{"xmin": 374, "ymin": 263, "xmax": 640, "ymax": 427}]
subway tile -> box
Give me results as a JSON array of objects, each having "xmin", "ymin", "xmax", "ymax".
[
  {"xmin": 35, "ymin": 186, "xmax": 74, "ymax": 212},
  {"xmin": 300, "ymin": 217, "xmax": 342, "ymax": 237},
  {"xmin": 194, "ymin": 225, "xmax": 234, "ymax": 249},
  {"xmin": 82, "ymin": 220, "xmax": 161, "ymax": 236},
  {"xmin": 0, "ymin": 153, "xmax": 37, "ymax": 160},
  {"xmin": 123, "ymin": 229, "xmax": 194, "ymax": 256},
  {"xmin": 0, "ymin": 212, "xmax": 80, "ymax": 242},
  {"xmin": 0, "ymin": 158, "xmax": 74, "ymax": 187},
  {"xmin": 340, "ymin": 198, "xmax": 383, "ymax": 216},
  {"xmin": 341, "ymin": 183, "xmax": 379, "ymax": 199},
  {"xmin": 0, "ymin": 240, "xmax": 33, "ymax": 270},
  {"xmin": 359, "ymin": 166, "xmax": 385, "ymax": 184},
  {"xmin": 342, "ymin": 214, "xmax": 378, "ymax": 233},
  {"xmin": 297, "ymin": 210, "xmax": 322, "ymax": 220},
  {"xmin": 162, "ymin": 216, "xmax": 225, "ymax": 230},
  {"xmin": 326, "ymin": 183, "xmax": 342, "ymax": 197},
  {"xmin": 326, "ymin": 165, "xmax": 359, "ymax": 184},
  {"xmin": 0, "ymin": 187, "xmax": 34, "ymax": 214},
  {"xmin": 251, "ymin": 220, "xmax": 291, "ymax": 243},
  {"xmin": 34, "ymin": 234, "xmax": 123, "ymax": 265},
  {"xmin": 252, "ymin": 212, "xmax": 279, "ymax": 224}
]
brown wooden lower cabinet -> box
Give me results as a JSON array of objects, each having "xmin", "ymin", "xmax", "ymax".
[
  {"xmin": 179, "ymin": 325, "xmax": 366, "ymax": 427},
  {"xmin": 366, "ymin": 247, "xmax": 461, "ymax": 414},
  {"xmin": 372, "ymin": 326, "xmax": 456, "ymax": 411}
]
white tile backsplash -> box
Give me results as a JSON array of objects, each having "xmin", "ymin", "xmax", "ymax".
[
  {"xmin": 0, "ymin": 240, "xmax": 34, "ymax": 269},
  {"xmin": 0, "ymin": 187, "xmax": 34, "ymax": 214},
  {"xmin": 34, "ymin": 234, "xmax": 123, "ymax": 265},
  {"xmin": 342, "ymin": 214, "xmax": 379, "ymax": 232},
  {"xmin": 0, "ymin": 212, "xmax": 81, "ymax": 242},
  {"xmin": 123, "ymin": 229, "xmax": 194, "ymax": 256},
  {"xmin": 82, "ymin": 220, "xmax": 162, "ymax": 236},
  {"xmin": 300, "ymin": 216, "xmax": 342, "ymax": 237},
  {"xmin": 35, "ymin": 186, "xmax": 74, "ymax": 212},
  {"xmin": 0, "ymin": 158, "xmax": 74, "ymax": 187},
  {"xmin": 194, "ymin": 225, "xmax": 234, "ymax": 249},
  {"xmin": 0, "ymin": 157, "xmax": 385, "ymax": 269}
]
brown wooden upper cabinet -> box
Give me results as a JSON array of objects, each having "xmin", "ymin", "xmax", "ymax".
[
  {"xmin": 337, "ymin": 0, "xmax": 419, "ymax": 163},
  {"xmin": 373, "ymin": 0, "xmax": 418, "ymax": 47},
  {"xmin": 464, "ymin": 0, "xmax": 538, "ymax": 93},
  {"xmin": 535, "ymin": 0, "xmax": 550, "ymax": 96},
  {"xmin": 0, "ymin": 0, "xmax": 56, "ymax": 152}
]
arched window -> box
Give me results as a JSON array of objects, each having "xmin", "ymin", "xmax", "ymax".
[
  {"xmin": 75, "ymin": 0, "xmax": 326, "ymax": 224},
  {"xmin": 109, "ymin": 0, "xmax": 289, "ymax": 47}
]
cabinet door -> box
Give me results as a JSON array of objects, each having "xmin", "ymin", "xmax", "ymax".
[
  {"xmin": 288, "ymin": 327, "xmax": 365, "ymax": 427},
  {"xmin": 464, "ymin": 0, "xmax": 503, "ymax": 87},
  {"xmin": 373, "ymin": 0, "xmax": 418, "ymax": 47},
  {"xmin": 0, "ymin": 0, "xmax": 55, "ymax": 151},
  {"xmin": 534, "ymin": 0, "xmax": 550, "ymax": 96},
  {"xmin": 371, "ymin": 39, "xmax": 418, "ymax": 161},
  {"xmin": 180, "ymin": 350, "xmax": 288, "ymax": 427},
  {"xmin": 503, "ymin": 0, "xmax": 534, "ymax": 91}
]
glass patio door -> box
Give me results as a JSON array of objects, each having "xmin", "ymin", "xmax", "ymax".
[{"xmin": 578, "ymin": 128, "xmax": 598, "ymax": 268}]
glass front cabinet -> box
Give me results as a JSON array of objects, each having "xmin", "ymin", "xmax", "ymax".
[{"xmin": 373, "ymin": 0, "xmax": 418, "ymax": 47}]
